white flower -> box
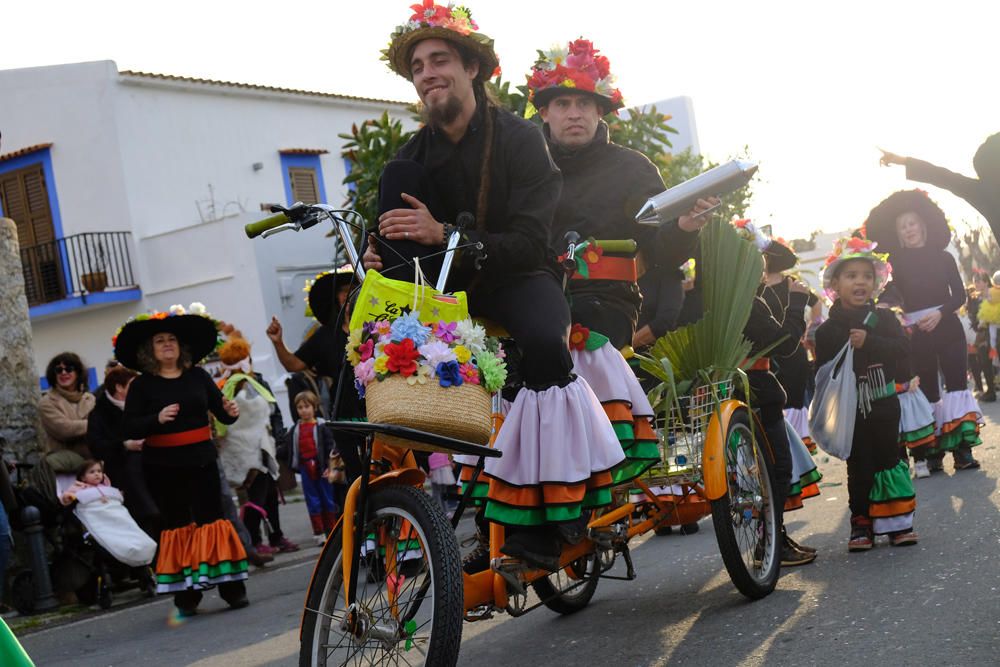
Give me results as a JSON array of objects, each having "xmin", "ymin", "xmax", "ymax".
[
  {"xmin": 168, "ymin": 304, "xmax": 186, "ymax": 315},
  {"xmin": 455, "ymin": 319, "xmax": 487, "ymax": 354},
  {"xmin": 188, "ymin": 302, "xmax": 207, "ymax": 315},
  {"xmin": 418, "ymin": 340, "xmax": 456, "ymax": 371}
]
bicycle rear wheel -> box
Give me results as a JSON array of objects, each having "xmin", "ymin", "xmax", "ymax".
[
  {"xmin": 300, "ymin": 484, "xmax": 463, "ymax": 666},
  {"xmin": 710, "ymin": 407, "xmax": 780, "ymax": 599},
  {"xmin": 531, "ymin": 552, "xmax": 600, "ymax": 615}
]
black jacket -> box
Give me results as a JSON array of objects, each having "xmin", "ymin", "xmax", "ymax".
[
  {"xmin": 743, "ymin": 291, "xmax": 809, "ymax": 409},
  {"xmin": 906, "ymin": 158, "xmax": 1000, "ymax": 242}
]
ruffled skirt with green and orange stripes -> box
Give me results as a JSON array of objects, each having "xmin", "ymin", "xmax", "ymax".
[
  {"xmin": 869, "ymin": 459, "xmax": 916, "ymax": 535},
  {"xmin": 784, "ymin": 419, "xmax": 821, "ymax": 511},
  {"xmin": 154, "ymin": 519, "xmax": 248, "ymax": 593},
  {"xmin": 456, "ymin": 376, "xmax": 625, "ymax": 526},
  {"xmin": 931, "ymin": 390, "xmax": 983, "ymax": 454},
  {"xmin": 897, "ymin": 386, "xmax": 936, "ymax": 450}
]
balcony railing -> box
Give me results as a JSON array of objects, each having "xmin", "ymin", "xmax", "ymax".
[{"xmin": 20, "ymin": 231, "xmax": 138, "ymax": 307}]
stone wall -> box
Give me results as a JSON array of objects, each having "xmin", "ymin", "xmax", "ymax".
[{"xmin": 0, "ymin": 218, "xmax": 42, "ymax": 462}]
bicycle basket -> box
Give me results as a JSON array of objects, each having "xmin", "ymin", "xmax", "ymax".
[{"xmin": 654, "ymin": 379, "xmax": 734, "ymax": 485}]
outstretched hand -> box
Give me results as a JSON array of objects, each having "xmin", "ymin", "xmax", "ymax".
[{"xmin": 879, "ymin": 148, "xmax": 906, "ymax": 167}]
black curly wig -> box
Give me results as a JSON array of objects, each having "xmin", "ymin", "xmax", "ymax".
[{"xmin": 864, "ymin": 189, "xmax": 951, "ymax": 253}]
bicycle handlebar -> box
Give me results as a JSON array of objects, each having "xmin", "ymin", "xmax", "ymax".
[{"xmin": 244, "ymin": 212, "xmax": 290, "ymax": 239}]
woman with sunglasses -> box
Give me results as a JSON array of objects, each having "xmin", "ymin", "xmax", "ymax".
[{"xmin": 38, "ymin": 352, "xmax": 96, "ymax": 462}]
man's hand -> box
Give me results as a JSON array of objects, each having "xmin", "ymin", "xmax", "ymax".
[
  {"xmin": 124, "ymin": 439, "xmax": 144, "ymax": 452},
  {"xmin": 266, "ymin": 316, "xmax": 283, "ymax": 345},
  {"xmin": 917, "ymin": 310, "xmax": 942, "ymax": 332},
  {"xmin": 363, "ymin": 234, "xmax": 384, "ymax": 271},
  {"xmin": 378, "ymin": 193, "xmax": 445, "ymax": 245},
  {"xmin": 678, "ymin": 197, "xmax": 721, "ymax": 232},
  {"xmin": 158, "ymin": 403, "xmax": 180, "ymax": 424},
  {"xmin": 879, "ymin": 148, "xmax": 906, "ymax": 167},
  {"xmin": 849, "ymin": 328, "xmax": 867, "ymax": 349}
]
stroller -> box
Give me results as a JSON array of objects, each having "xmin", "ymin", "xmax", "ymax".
[{"xmin": 10, "ymin": 456, "xmax": 156, "ymax": 613}]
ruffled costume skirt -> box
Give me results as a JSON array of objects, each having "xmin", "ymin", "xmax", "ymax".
[
  {"xmin": 869, "ymin": 459, "xmax": 916, "ymax": 535},
  {"xmin": 784, "ymin": 420, "xmax": 821, "ymax": 511},
  {"xmin": 155, "ymin": 519, "xmax": 248, "ymax": 593},
  {"xmin": 569, "ymin": 342, "xmax": 660, "ymax": 484},
  {"xmin": 458, "ymin": 376, "xmax": 625, "ymax": 526},
  {"xmin": 784, "ymin": 406, "xmax": 816, "ymax": 455},
  {"xmin": 897, "ymin": 387, "xmax": 936, "ymax": 450},
  {"xmin": 931, "ymin": 390, "xmax": 984, "ymax": 454}
]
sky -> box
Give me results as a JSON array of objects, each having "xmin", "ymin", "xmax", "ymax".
[{"xmin": 3, "ymin": 0, "xmax": 998, "ymax": 241}]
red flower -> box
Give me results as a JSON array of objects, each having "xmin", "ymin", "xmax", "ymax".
[
  {"xmin": 845, "ymin": 237, "xmax": 871, "ymax": 252},
  {"xmin": 384, "ymin": 339, "xmax": 421, "ymax": 377},
  {"xmin": 569, "ymin": 39, "xmax": 596, "ymax": 58},
  {"xmin": 594, "ymin": 54, "xmax": 611, "ymax": 79},
  {"xmin": 569, "ymin": 323, "xmax": 590, "ymax": 351},
  {"xmin": 582, "ymin": 244, "xmax": 604, "ymax": 265},
  {"xmin": 358, "ymin": 339, "xmax": 374, "ymax": 362},
  {"xmin": 409, "ymin": 0, "xmax": 449, "ymax": 24}
]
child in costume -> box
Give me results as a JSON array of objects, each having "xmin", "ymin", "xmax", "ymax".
[
  {"xmin": 975, "ymin": 271, "xmax": 1000, "ymax": 369},
  {"xmin": 865, "ymin": 190, "xmax": 983, "ymax": 471},
  {"xmin": 279, "ymin": 391, "xmax": 338, "ymax": 546},
  {"xmin": 735, "ymin": 220, "xmax": 816, "ymax": 565},
  {"xmin": 815, "ymin": 237, "xmax": 918, "ymax": 550}
]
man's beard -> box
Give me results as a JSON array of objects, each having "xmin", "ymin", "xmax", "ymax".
[{"xmin": 421, "ymin": 92, "xmax": 464, "ymax": 127}]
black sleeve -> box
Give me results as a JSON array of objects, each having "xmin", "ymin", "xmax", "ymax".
[
  {"xmin": 294, "ymin": 331, "xmax": 323, "ymax": 370},
  {"xmin": 906, "ymin": 158, "xmax": 986, "ymax": 210},
  {"xmin": 877, "ymin": 280, "xmax": 904, "ymax": 308},
  {"xmin": 200, "ymin": 368, "xmax": 237, "ymax": 425},
  {"xmin": 122, "ymin": 378, "xmax": 159, "ymax": 440},
  {"xmin": 87, "ymin": 411, "xmax": 121, "ymax": 463},
  {"xmin": 862, "ymin": 313, "xmax": 909, "ymax": 365},
  {"xmin": 648, "ymin": 271, "xmax": 684, "ymax": 338},
  {"xmin": 943, "ymin": 253, "xmax": 968, "ymax": 313},
  {"xmin": 807, "ymin": 291, "xmax": 819, "ymax": 307},
  {"xmin": 465, "ymin": 122, "xmax": 561, "ymax": 276},
  {"xmin": 814, "ymin": 320, "xmax": 845, "ymax": 368}
]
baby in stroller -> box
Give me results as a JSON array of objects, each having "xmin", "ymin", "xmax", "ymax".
[{"xmin": 59, "ymin": 460, "xmax": 156, "ymax": 571}]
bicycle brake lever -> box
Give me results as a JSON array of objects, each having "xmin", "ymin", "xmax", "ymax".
[{"xmin": 261, "ymin": 222, "xmax": 302, "ymax": 238}]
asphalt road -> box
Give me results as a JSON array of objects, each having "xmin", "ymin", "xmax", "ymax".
[{"xmin": 19, "ymin": 404, "xmax": 1000, "ymax": 666}]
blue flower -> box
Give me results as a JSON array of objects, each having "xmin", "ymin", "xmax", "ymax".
[
  {"xmin": 390, "ymin": 312, "xmax": 431, "ymax": 346},
  {"xmin": 354, "ymin": 378, "xmax": 367, "ymax": 399},
  {"xmin": 436, "ymin": 360, "xmax": 464, "ymax": 388}
]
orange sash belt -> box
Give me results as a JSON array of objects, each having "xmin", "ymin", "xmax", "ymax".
[
  {"xmin": 571, "ymin": 255, "xmax": 638, "ymax": 282},
  {"xmin": 744, "ymin": 358, "xmax": 771, "ymax": 372},
  {"xmin": 146, "ymin": 425, "xmax": 212, "ymax": 448}
]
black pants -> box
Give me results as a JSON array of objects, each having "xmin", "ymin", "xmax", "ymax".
[
  {"xmin": 911, "ymin": 313, "xmax": 968, "ymax": 403},
  {"xmin": 969, "ymin": 346, "xmax": 995, "ymax": 394},
  {"xmin": 244, "ymin": 472, "xmax": 283, "ymax": 547},
  {"xmin": 757, "ymin": 403, "xmax": 792, "ymax": 530},
  {"xmin": 847, "ymin": 400, "xmax": 903, "ymax": 518},
  {"xmin": 144, "ymin": 459, "xmax": 246, "ymax": 607}
]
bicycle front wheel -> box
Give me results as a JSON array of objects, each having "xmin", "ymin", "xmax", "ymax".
[
  {"xmin": 300, "ymin": 484, "xmax": 463, "ymax": 666},
  {"xmin": 710, "ymin": 407, "xmax": 780, "ymax": 599}
]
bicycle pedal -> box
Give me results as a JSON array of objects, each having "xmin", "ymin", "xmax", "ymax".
[{"xmin": 490, "ymin": 558, "xmax": 527, "ymax": 596}]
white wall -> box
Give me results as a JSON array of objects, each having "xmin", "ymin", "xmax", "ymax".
[
  {"xmin": 633, "ymin": 95, "xmax": 700, "ymax": 156},
  {"xmin": 0, "ymin": 61, "xmax": 134, "ymax": 236}
]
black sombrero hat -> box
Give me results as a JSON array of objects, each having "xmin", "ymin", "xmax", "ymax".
[
  {"xmin": 308, "ymin": 267, "xmax": 356, "ymax": 326},
  {"xmin": 113, "ymin": 309, "xmax": 221, "ymax": 372},
  {"xmin": 763, "ymin": 239, "xmax": 798, "ymax": 273},
  {"xmin": 865, "ymin": 189, "xmax": 951, "ymax": 253}
]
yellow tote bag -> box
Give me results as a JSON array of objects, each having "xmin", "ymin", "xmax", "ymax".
[{"xmin": 349, "ymin": 262, "xmax": 469, "ymax": 330}]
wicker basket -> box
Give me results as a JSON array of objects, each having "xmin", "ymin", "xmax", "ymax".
[{"xmin": 365, "ymin": 375, "xmax": 492, "ymax": 452}]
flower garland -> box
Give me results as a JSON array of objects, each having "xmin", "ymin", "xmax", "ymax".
[
  {"xmin": 526, "ymin": 38, "xmax": 623, "ymax": 110},
  {"xmin": 732, "ymin": 219, "xmax": 771, "ymax": 252},
  {"xmin": 822, "ymin": 236, "xmax": 892, "ymax": 298},
  {"xmin": 349, "ymin": 312, "xmax": 507, "ymax": 397},
  {"xmin": 110, "ymin": 302, "xmax": 218, "ymax": 347}
]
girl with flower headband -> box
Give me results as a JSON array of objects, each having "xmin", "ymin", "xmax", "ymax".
[
  {"xmin": 814, "ymin": 237, "xmax": 919, "ymax": 550},
  {"xmin": 865, "ymin": 190, "xmax": 983, "ymax": 473},
  {"xmin": 116, "ymin": 304, "xmax": 250, "ymax": 616}
]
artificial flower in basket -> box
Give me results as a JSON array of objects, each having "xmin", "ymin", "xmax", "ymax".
[{"xmin": 348, "ymin": 312, "xmax": 507, "ymax": 446}]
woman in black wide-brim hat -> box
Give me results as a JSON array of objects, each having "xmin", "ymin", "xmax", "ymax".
[
  {"xmin": 866, "ymin": 190, "xmax": 983, "ymax": 474},
  {"xmin": 116, "ymin": 305, "xmax": 249, "ymax": 616}
]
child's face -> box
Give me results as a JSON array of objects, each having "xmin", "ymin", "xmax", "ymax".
[
  {"xmin": 297, "ymin": 401, "xmax": 316, "ymax": 421},
  {"xmin": 832, "ymin": 259, "xmax": 876, "ymax": 308},
  {"xmin": 82, "ymin": 464, "xmax": 103, "ymax": 485}
]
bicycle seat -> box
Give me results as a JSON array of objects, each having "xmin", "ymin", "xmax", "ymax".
[{"xmin": 474, "ymin": 318, "xmax": 510, "ymax": 339}]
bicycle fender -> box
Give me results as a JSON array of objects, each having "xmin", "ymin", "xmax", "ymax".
[{"xmin": 702, "ymin": 400, "xmax": 745, "ymax": 501}]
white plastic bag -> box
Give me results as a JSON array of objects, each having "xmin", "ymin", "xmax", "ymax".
[{"xmin": 808, "ymin": 342, "xmax": 856, "ymax": 460}]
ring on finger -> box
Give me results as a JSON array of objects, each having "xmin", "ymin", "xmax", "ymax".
[{"xmin": 405, "ymin": 231, "xmax": 409, "ymax": 239}]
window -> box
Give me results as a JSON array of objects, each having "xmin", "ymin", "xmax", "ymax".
[
  {"xmin": 289, "ymin": 166, "xmax": 320, "ymax": 205},
  {"xmin": 0, "ymin": 159, "xmax": 64, "ymax": 305}
]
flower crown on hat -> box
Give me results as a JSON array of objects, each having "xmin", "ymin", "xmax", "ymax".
[
  {"xmin": 822, "ymin": 237, "xmax": 892, "ymax": 298},
  {"xmin": 732, "ymin": 219, "xmax": 771, "ymax": 252},
  {"xmin": 383, "ymin": 2, "xmax": 498, "ymax": 79},
  {"xmin": 526, "ymin": 38, "xmax": 624, "ymax": 113},
  {"xmin": 111, "ymin": 302, "xmax": 217, "ymax": 347}
]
